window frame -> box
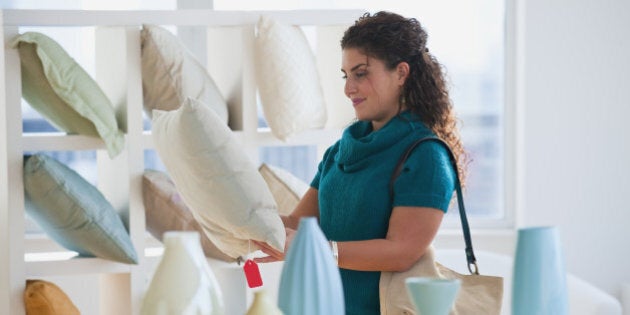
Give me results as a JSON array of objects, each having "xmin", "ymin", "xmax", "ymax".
[{"xmin": 440, "ymin": 0, "xmax": 519, "ymax": 231}]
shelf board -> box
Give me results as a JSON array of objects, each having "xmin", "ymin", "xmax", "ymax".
[
  {"xmin": 25, "ymin": 256, "xmax": 133, "ymax": 277},
  {"xmin": 24, "ymin": 234, "xmax": 161, "ymax": 277},
  {"xmin": 23, "ymin": 131, "xmax": 159, "ymax": 151},
  {"xmin": 1, "ymin": 9, "xmax": 365, "ymax": 27},
  {"xmin": 22, "ymin": 132, "xmax": 106, "ymax": 152},
  {"xmin": 233, "ymin": 128, "xmax": 342, "ymax": 146},
  {"xmin": 139, "ymin": 128, "xmax": 342, "ymax": 150}
]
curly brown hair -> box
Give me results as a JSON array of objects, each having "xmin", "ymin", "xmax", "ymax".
[{"xmin": 341, "ymin": 11, "xmax": 468, "ymax": 183}]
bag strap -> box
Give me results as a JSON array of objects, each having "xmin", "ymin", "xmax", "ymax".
[{"xmin": 389, "ymin": 136, "xmax": 479, "ymax": 275}]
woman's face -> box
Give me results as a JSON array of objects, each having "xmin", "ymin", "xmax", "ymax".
[{"xmin": 341, "ymin": 48, "xmax": 407, "ymax": 131}]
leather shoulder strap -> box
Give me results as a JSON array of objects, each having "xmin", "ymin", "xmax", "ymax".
[{"xmin": 389, "ymin": 137, "xmax": 479, "ymax": 274}]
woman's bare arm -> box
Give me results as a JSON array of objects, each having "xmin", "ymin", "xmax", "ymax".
[
  {"xmin": 257, "ymin": 190, "xmax": 442, "ymax": 272},
  {"xmin": 337, "ymin": 206, "xmax": 443, "ymax": 272},
  {"xmin": 281, "ymin": 187, "xmax": 320, "ymax": 229}
]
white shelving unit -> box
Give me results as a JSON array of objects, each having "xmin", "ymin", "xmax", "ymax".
[{"xmin": 0, "ymin": 9, "xmax": 361, "ymax": 314}]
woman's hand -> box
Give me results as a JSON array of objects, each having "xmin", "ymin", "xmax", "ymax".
[
  {"xmin": 253, "ymin": 227, "xmax": 296, "ymax": 263},
  {"xmin": 253, "ymin": 188, "xmax": 320, "ymax": 263}
]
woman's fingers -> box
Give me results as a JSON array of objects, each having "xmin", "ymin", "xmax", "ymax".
[
  {"xmin": 252, "ymin": 240, "xmax": 284, "ymax": 261},
  {"xmin": 253, "ymin": 255, "xmax": 280, "ymax": 263},
  {"xmin": 251, "ymin": 227, "xmax": 298, "ymax": 263},
  {"xmin": 252, "ymin": 240, "xmax": 279, "ymax": 254}
]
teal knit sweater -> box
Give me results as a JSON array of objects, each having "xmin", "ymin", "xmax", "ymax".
[{"xmin": 310, "ymin": 112, "xmax": 456, "ymax": 315}]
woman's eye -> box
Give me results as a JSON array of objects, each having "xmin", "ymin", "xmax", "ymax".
[{"xmin": 341, "ymin": 71, "xmax": 367, "ymax": 80}]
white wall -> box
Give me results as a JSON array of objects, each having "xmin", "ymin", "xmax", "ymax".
[{"xmin": 521, "ymin": 0, "xmax": 630, "ymax": 300}]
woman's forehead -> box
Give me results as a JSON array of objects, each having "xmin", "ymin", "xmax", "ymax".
[{"xmin": 341, "ymin": 48, "xmax": 384, "ymax": 71}]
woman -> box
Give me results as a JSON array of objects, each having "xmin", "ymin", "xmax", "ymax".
[{"xmin": 254, "ymin": 11, "xmax": 467, "ymax": 315}]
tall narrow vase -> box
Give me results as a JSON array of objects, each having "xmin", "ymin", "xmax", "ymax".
[
  {"xmin": 405, "ymin": 277, "xmax": 461, "ymax": 315},
  {"xmin": 278, "ymin": 217, "xmax": 344, "ymax": 315},
  {"xmin": 141, "ymin": 231, "xmax": 224, "ymax": 315},
  {"xmin": 512, "ymin": 226, "xmax": 568, "ymax": 315}
]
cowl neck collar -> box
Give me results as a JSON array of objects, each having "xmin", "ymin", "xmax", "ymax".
[{"xmin": 335, "ymin": 111, "xmax": 422, "ymax": 172}]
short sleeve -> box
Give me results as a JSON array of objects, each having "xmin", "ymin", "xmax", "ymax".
[
  {"xmin": 310, "ymin": 143, "xmax": 337, "ymax": 190},
  {"xmin": 310, "ymin": 164, "xmax": 322, "ymax": 189},
  {"xmin": 392, "ymin": 141, "xmax": 457, "ymax": 212}
]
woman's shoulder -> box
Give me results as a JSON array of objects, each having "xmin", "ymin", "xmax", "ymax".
[
  {"xmin": 321, "ymin": 140, "xmax": 342, "ymax": 160},
  {"xmin": 407, "ymin": 136, "xmax": 451, "ymax": 160},
  {"xmin": 401, "ymin": 130, "xmax": 454, "ymax": 172}
]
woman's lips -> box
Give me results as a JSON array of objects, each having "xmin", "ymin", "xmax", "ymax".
[{"xmin": 352, "ymin": 98, "xmax": 364, "ymax": 106}]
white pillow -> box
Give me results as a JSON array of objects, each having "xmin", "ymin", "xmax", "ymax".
[
  {"xmin": 151, "ymin": 98, "xmax": 285, "ymax": 259},
  {"xmin": 141, "ymin": 25, "xmax": 228, "ymax": 124},
  {"xmin": 259, "ymin": 163, "xmax": 309, "ymax": 215},
  {"xmin": 254, "ymin": 15, "xmax": 327, "ymax": 141}
]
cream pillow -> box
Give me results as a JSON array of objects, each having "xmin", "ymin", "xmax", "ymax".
[
  {"xmin": 151, "ymin": 98, "xmax": 285, "ymax": 259},
  {"xmin": 259, "ymin": 163, "xmax": 309, "ymax": 215},
  {"xmin": 141, "ymin": 25, "xmax": 228, "ymax": 124},
  {"xmin": 255, "ymin": 15, "xmax": 327, "ymax": 141}
]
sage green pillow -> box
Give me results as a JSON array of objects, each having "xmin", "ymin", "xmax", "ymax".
[
  {"xmin": 12, "ymin": 32, "xmax": 124, "ymax": 158},
  {"xmin": 23, "ymin": 154, "xmax": 137, "ymax": 264}
]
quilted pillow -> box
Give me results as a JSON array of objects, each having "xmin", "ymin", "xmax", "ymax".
[
  {"xmin": 140, "ymin": 24, "xmax": 228, "ymax": 123},
  {"xmin": 259, "ymin": 163, "xmax": 309, "ymax": 215},
  {"xmin": 254, "ymin": 15, "xmax": 327, "ymax": 140},
  {"xmin": 142, "ymin": 169, "xmax": 234, "ymax": 262},
  {"xmin": 12, "ymin": 32, "xmax": 124, "ymax": 158},
  {"xmin": 24, "ymin": 279, "xmax": 80, "ymax": 315},
  {"xmin": 152, "ymin": 98, "xmax": 285, "ymax": 259},
  {"xmin": 23, "ymin": 154, "xmax": 137, "ymax": 264}
]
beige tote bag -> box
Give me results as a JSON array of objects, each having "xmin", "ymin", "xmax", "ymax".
[
  {"xmin": 379, "ymin": 246, "xmax": 503, "ymax": 315},
  {"xmin": 380, "ymin": 137, "xmax": 504, "ymax": 315}
]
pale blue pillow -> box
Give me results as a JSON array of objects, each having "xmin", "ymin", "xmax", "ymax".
[{"xmin": 23, "ymin": 154, "xmax": 137, "ymax": 264}]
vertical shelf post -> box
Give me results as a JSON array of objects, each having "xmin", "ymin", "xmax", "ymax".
[
  {"xmin": 206, "ymin": 24, "xmax": 259, "ymax": 163},
  {"xmin": 240, "ymin": 25, "xmax": 260, "ymax": 164},
  {"xmin": 0, "ymin": 23, "xmax": 26, "ymax": 315},
  {"xmin": 95, "ymin": 26, "xmax": 146, "ymax": 315}
]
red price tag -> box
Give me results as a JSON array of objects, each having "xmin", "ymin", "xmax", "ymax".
[{"xmin": 243, "ymin": 259, "xmax": 263, "ymax": 288}]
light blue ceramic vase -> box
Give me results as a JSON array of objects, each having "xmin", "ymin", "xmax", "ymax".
[
  {"xmin": 512, "ymin": 226, "xmax": 568, "ymax": 315},
  {"xmin": 405, "ymin": 277, "xmax": 461, "ymax": 315},
  {"xmin": 278, "ymin": 217, "xmax": 344, "ymax": 315}
]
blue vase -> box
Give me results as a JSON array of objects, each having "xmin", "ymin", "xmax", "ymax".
[
  {"xmin": 512, "ymin": 226, "xmax": 568, "ymax": 315},
  {"xmin": 278, "ymin": 217, "xmax": 344, "ymax": 315}
]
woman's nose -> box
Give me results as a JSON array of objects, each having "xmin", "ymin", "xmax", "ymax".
[{"xmin": 344, "ymin": 79, "xmax": 356, "ymax": 97}]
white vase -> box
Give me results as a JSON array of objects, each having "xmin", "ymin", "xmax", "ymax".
[
  {"xmin": 246, "ymin": 289, "xmax": 283, "ymax": 315},
  {"xmin": 141, "ymin": 231, "xmax": 224, "ymax": 315}
]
